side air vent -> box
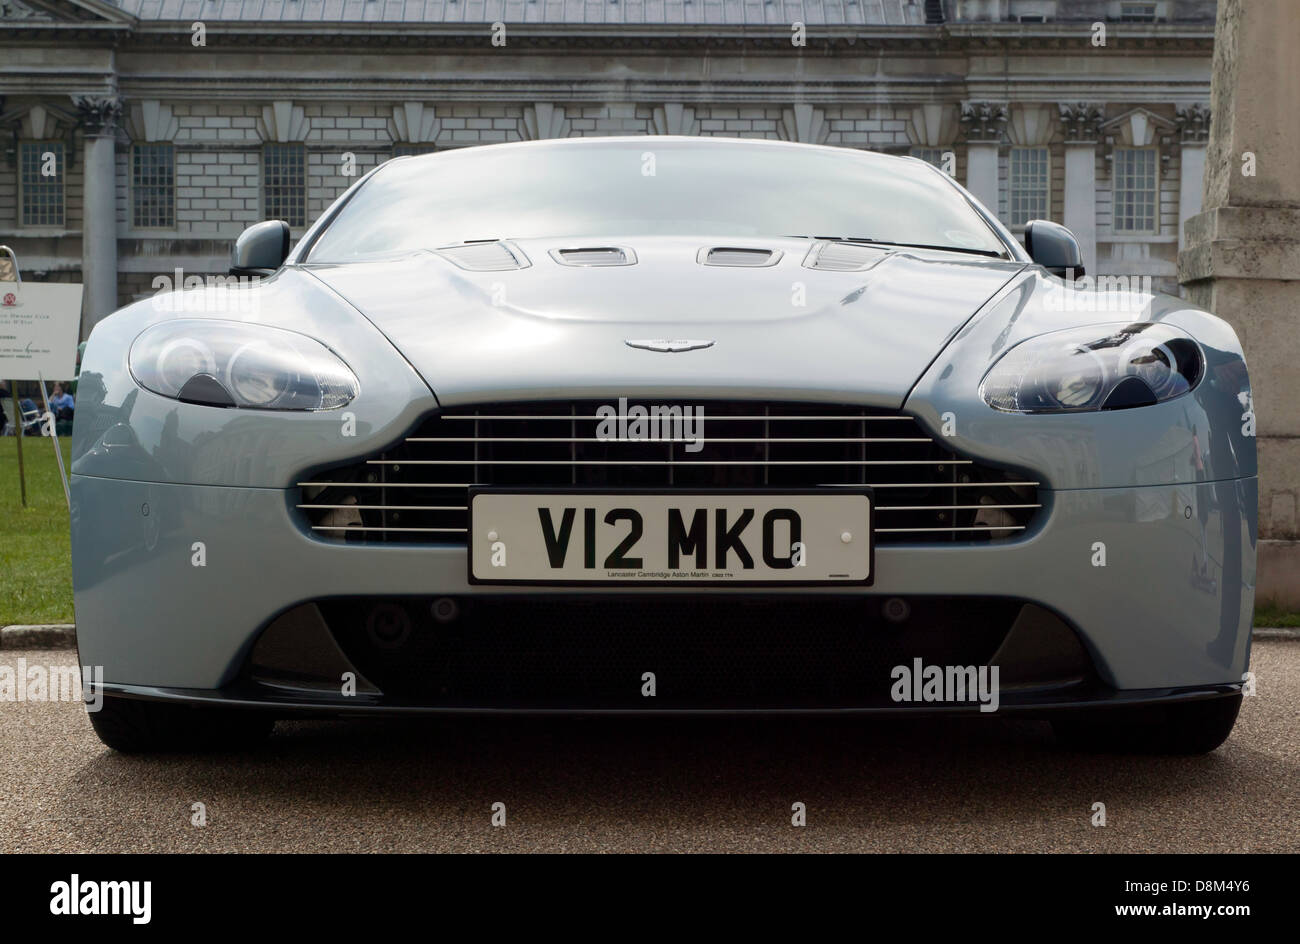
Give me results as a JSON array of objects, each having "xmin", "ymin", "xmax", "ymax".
[
  {"xmin": 699, "ymin": 247, "xmax": 783, "ymax": 267},
  {"xmin": 434, "ymin": 241, "xmax": 529, "ymax": 271},
  {"xmin": 803, "ymin": 241, "xmax": 890, "ymax": 272},
  {"xmin": 549, "ymin": 247, "xmax": 636, "ymax": 266}
]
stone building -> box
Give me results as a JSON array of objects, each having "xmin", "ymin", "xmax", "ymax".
[{"xmin": 3, "ymin": 0, "xmax": 1216, "ymax": 334}]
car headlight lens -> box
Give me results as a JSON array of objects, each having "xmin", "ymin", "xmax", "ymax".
[
  {"xmin": 227, "ymin": 340, "xmax": 294, "ymax": 407},
  {"xmin": 155, "ymin": 335, "xmax": 217, "ymax": 394},
  {"xmin": 129, "ymin": 320, "xmax": 358, "ymax": 410},
  {"xmin": 980, "ymin": 322, "xmax": 1203, "ymax": 414}
]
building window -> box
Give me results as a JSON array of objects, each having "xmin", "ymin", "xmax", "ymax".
[
  {"xmin": 1118, "ymin": 2, "xmax": 1157, "ymax": 22},
  {"xmin": 1113, "ymin": 147, "xmax": 1159, "ymax": 233},
  {"xmin": 263, "ymin": 143, "xmax": 306, "ymax": 226},
  {"xmin": 1008, "ymin": 146, "xmax": 1049, "ymax": 225},
  {"xmin": 909, "ymin": 147, "xmax": 950, "ymax": 172},
  {"xmin": 131, "ymin": 143, "xmax": 175, "ymax": 228},
  {"xmin": 19, "ymin": 141, "xmax": 65, "ymax": 227},
  {"xmin": 393, "ymin": 143, "xmax": 438, "ymax": 158}
]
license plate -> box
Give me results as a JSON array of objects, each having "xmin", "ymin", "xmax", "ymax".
[{"xmin": 468, "ymin": 489, "xmax": 873, "ymax": 585}]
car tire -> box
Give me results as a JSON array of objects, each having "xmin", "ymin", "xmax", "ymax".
[
  {"xmin": 88, "ymin": 695, "xmax": 274, "ymax": 753},
  {"xmin": 1051, "ymin": 694, "xmax": 1241, "ymax": 755}
]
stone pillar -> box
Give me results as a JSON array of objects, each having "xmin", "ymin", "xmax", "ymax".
[
  {"xmin": 1059, "ymin": 104, "xmax": 1103, "ymax": 276},
  {"xmin": 1176, "ymin": 104, "xmax": 1211, "ymax": 252},
  {"xmin": 1062, "ymin": 146, "xmax": 1098, "ymax": 275},
  {"xmin": 74, "ymin": 95, "xmax": 122, "ymax": 338},
  {"xmin": 652, "ymin": 103, "xmax": 699, "ymax": 136},
  {"xmin": 522, "ymin": 103, "xmax": 567, "ymax": 140},
  {"xmin": 1178, "ymin": 0, "xmax": 1300, "ymax": 607},
  {"xmin": 780, "ymin": 104, "xmax": 828, "ymax": 145},
  {"xmin": 960, "ymin": 102, "xmax": 1007, "ymax": 213},
  {"xmin": 964, "ymin": 144, "xmax": 999, "ymax": 210}
]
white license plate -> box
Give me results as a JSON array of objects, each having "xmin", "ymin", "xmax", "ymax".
[{"xmin": 469, "ymin": 490, "xmax": 873, "ymax": 584}]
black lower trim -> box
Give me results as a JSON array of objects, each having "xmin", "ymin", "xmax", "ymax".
[{"xmin": 96, "ymin": 681, "xmax": 1244, "ymax": 718}]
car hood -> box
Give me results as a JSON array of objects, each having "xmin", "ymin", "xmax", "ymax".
[{"xmin": 304, "ymin": 235, "xmax": 1026, "ymax": 408}]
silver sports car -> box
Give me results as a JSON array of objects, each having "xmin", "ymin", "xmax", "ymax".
[{"xmin": 70, "ymin": 137, "xmax": 1256, "ymax": 753}]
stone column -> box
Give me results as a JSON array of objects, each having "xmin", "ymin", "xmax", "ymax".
[
  {"xmin": 960, "ymin": 102, "xmax": 1007, "ymax": 214},
  {"xmin": 522, "ymin": 103, "xmax": 567, "ymax": 140},
  {"xmin": 1178, "ymin": 0, "xmax": 1300, "ymax": 607},
  {"xmin": 1059, "ymin": 104, "xmax": 1102, "ymax": 276},
  {"xmin": 1176, "ymin": 104, "xmax": 1211, "ymax": 252},
  {"xmin": 780, "ymin": 104, "xmax": 828, "ymax": 145},
  {"xmin": 964, "ymin": 144, "xmax": 999, "ymax": 209},
  {"xmin": 74, "ymin": 95, "xmax": 122, "ymax": 338}
]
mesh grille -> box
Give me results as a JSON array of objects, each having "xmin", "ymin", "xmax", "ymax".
[
  {"xmin": 298, "ymin": 400, "xmax": 1040, "ymax": 545},
  {"xmin": 318, "ymin": 595, "xmax": 1021, "ymax": 708}
]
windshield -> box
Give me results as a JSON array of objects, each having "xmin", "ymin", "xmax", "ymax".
[{"xmin": 307, "ymin": 139, "xmax": 1008, "ymax": 262}]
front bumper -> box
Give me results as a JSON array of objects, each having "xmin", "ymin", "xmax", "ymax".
[
  {"xmin": 71, "ymin": 472, "xmax": 1257, "ymax": 707},
  {"xmin": 97, "ymin": 679, "xmax": 1244, "ymax": 717}
]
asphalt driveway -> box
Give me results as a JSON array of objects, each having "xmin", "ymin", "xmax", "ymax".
[{"xmin": 1, "ymin": 641, "xmax": 1295, "ymax": 853}]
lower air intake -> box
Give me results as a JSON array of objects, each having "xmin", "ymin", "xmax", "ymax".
[{"xmin": 315, "ymin": 595, "xmax": 1023, "ymax": 709}]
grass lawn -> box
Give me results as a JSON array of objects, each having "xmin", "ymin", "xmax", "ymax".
[
  {"xmin": 1, "ymin": 435, "xmax": 74, "ymax": 625},
  {"xmin": 1254, "ymin": 601, "xmax": 1300, "ymax": 628},
  {"xmin": 0, "ymin": 430, "xmax": 1297, "ymax": 629}
]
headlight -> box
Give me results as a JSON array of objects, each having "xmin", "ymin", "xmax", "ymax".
[
  {"xmin": 980, "ymin": 322, "xmax": 1203, "ymax": 414},
  {"xmin": 129, "ymin": 320, "xmax": 358, "ymax": 410}
]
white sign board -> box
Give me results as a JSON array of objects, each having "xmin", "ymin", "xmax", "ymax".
[{"xmin": 0, "ymin": 281, "xmax": 83, "ymax": 381}]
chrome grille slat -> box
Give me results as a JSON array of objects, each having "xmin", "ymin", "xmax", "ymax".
[
  {"xmin": 438, "ymin": 414, "xmax": 915, "ymax": 421},
  {"xmin": 816, "ymin": 481, "xmax": 1040, "ymax": 488},
  {"xmin": 300, "ymin": 480, "xmax": 1041, "ymax": 489},
  {"xmin": 364, "ymin": 459, "xmax": 974, "ymax": 466},
  {"xmin": 876, "ymin": 504, "xmax": 1041, "ymax": 511},
  {"xmin": 569, "ymin": 404, "xmax": 577, "ymax": 487},
  {"xmin": 312, "ymin": 526, "xmax": 468, "ymax": 533},
  {"xmin": 299, "ymin": 482, "xmax": 479, "ymax": 488},
  {"xmin": 297, "ymin": 504, "xmax": 468, "ymax": 511},
  {"xmin": 877, "ymin": 526, "xmax": 1027, "ymax": 533},
  {"xmin": 298, "ymin": 400, "xmax": 1041, "ymax": 547},
  {"xmin": 405, "ymin": 437, "xmax": 933, "ymax": 443},
  {"xmin": 763, "ymin": 406, "xmax": 770, "ymax": 487}
]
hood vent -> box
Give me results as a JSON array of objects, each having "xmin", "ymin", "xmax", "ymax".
[
  {"xmin": 699, "ymin": 247, "xmax": 782, "ymax": 267},
  {"xmin": 804, "ymin": 241, "xmax": 890, "ymax": 272},
  {"xmin": 434, "ymin": 241, "xmax": 530, "ymax": 271},
  {"xmin": 549, "ymin": 247, "xmax": 636, "ymax": 266}
]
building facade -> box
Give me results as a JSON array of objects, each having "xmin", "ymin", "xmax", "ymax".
[{"xmin": 3, "ymin": 0, "xmax": 1215, "ymax": 337}]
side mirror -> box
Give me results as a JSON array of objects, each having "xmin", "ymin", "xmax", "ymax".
[
  {"xmin": 1024, "ymin": 220, "xmax": 1085, "ymax": 280},
  {"xmin": 230, "ymin": 220, "xmax": 291, "ymax": 277}
]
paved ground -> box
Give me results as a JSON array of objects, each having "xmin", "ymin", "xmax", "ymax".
[{"xmin": 1, "ymin": 642, "xmax": 1296, "ymax": 853}]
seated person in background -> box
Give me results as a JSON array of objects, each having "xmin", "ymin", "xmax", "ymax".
[
  {"xmin": 48, "ymin": 382, "xmax": 74, "ymax": 419},
  {"xmin": 18, "ymin": 397, "xmax": 40, "ymax": 434}
]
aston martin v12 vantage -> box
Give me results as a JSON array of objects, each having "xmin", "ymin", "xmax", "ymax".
[{"xmin": 71, "ymin": 138, "xmax": 1255, "ymax": 753}]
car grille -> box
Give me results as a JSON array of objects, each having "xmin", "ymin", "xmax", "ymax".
[{"xmin": 298, "ymin": 400, "xmax": 1041, "ymax": 544}]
